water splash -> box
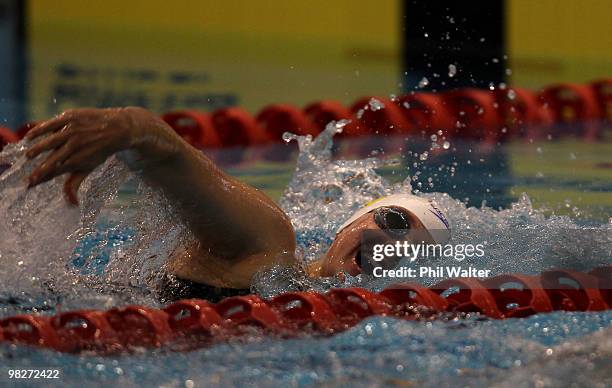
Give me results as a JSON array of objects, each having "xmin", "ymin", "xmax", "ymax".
[
  {"xmin": 258, "ymin": 121, "xmax": 612, "ymax": 294},
  {"xmin": 279, "ymin": 121, "xmax": 409, "ymax": 264},
  {"xmin": 0, "ymin": 123, "xmax": 611, "ymax": 307},
  {"xmin": 0, "ymin": 141, "xmax": 187, "ymax": 310}
]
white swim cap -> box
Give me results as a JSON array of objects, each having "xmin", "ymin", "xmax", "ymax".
[{"xmin": 336, "ymin": 194, "xmax": 451, "ymax": 243}]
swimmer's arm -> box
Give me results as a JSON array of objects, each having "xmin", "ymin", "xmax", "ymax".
[
  {"xmin": 25, "ymin": 107, "xmax": 297, "ymax": 282},
  {"xmin": 134, "ymin": 133, "xmax": 297, "ymax": 273}
]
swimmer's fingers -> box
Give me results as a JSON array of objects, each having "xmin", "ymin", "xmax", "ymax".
[
  {"xmin": 25, "ymin": 125, "xmax": 73, "ymax": 159},
  {"xmin": 29, "ymin": 135, "xmax": 115, "ymax": 187},
  {"xmin": 63, "ymin": 171, "xmax": 89, "ymax": 206},
  {"xmin": 28, "ymin": 139, "xmax": 82, "ymax": 187},
  {"xmin": 25, "ymin": 112, "xmax": 74, "ymax": 140}
]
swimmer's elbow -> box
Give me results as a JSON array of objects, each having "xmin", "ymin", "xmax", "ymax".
[
  {"xmin": 263, "ymin": 215, "xmax": 297, "ymax": 266},
  {"xmin": 254, "ymin": 212, "xmax": 297, "ymax": 269},
  {"xmin": 280, "ymin": 212, "xmax": 297, "ymax": 255}
]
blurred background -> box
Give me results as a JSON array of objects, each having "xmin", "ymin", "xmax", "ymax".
[
  {"xmin": 1, "ymin": 0, "xmax": 611, "ymax": 124},
  {"xmin": 0, "ymin": 0, "xmax": 611, "ymax": 217}
]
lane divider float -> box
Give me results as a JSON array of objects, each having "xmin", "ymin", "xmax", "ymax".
[
  {"xmin": 2, "ymin": 79, "xmax": 610, "ymax": 154},
  {"xmin": 0, "ymin": 266, "xmax": 609, "ymax": 354}
]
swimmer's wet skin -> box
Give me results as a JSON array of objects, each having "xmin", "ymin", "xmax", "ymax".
[{"xmin": 25, "ymin": 107, "xmax": 450, "ymax": 299}]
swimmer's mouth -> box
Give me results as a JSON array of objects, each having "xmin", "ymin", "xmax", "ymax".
[
  {"xmin": 343, "ymin": 246, "xmax": 363, "ymax": 275},
  {"xmin": 354, "ymin": 248, "xmax": 363, "ymax": 269}
]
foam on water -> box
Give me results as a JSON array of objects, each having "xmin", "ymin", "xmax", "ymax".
[
  {"xmin": 0, "ymin": 123, "xmax": 610, "ymax": 386},
  {"xmin": 0, "ymin": 141, "xmax": 188, "ymax": 311},
  {"xmin": 257, "ymin": 121, "xmax": 612, "ymax": 295},
  {"xmin": 1, "ymin": 122, "xmax": 611, "ymax": 304}
]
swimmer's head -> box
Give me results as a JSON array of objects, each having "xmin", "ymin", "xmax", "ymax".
[{"xmin": 308, "ymin": 194, "xmax": 451, "ymax": 277}]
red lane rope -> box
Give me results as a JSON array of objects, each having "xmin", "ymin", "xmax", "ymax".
[
  {"xmin": 2, "ymin": 79, "xmax": 610, "ymax": 152},
  {"xmin": 1, "ymin": 266, "xmax": 609, "ymax": 354},
  {"xmin": 0, "ymin": 127, "xmax": 18, "ymax": 150},
  {"xmin": 154, "ymin": 78, "xmax": 609, "ymax": 148}
]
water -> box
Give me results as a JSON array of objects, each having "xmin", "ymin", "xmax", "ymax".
[
  {"xmin": 1, "ymin": 313, "xmax": 610, "ymax": 387},
  {"xmin": 0, "ymin": 122, "xmax": 610, "ymax": 386}
]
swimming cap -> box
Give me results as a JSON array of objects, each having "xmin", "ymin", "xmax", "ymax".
[{"xmin": 336, "ymin": 194, "xmax": 451, "ymax": 243}]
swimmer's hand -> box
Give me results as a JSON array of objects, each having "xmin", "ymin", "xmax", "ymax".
[{"xmin": 25, "ymin": 107, "xmax": 180, "ymax": 205}]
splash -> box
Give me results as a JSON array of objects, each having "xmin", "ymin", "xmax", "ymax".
[
  {"xmin": 0, "ymin": 123, "xmax": 611, "ymax": 308},
  {"xmin": 280, "ymin": 121, "xmax": 409, "ymax": 262},
  {"xmin": 0, "ymin": 141, "xmax": 187, "ymax": 310},
  {"xmin": 257, "ymin": 121, "xmax": 612, "ymax": 294},
  {"xmin": 0, "ymin": 123, "xmax": 610, "ymax": 387}
]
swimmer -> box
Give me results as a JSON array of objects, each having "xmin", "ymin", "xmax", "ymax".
[{"xmin": 24, "ymin": 107, "xmax": 450, "ymax": 301}]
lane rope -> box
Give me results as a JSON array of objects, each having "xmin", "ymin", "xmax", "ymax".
[
  {"xmin": 0, "ymin": 266, "xmax": 609, "ymax": 354},
  {"xmin": 2, "ymin": 79, "xmax": 611, "ymax": 153}
]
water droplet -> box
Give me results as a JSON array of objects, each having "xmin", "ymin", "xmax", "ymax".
[
  {"xmin": 335, "ymin": 119, "xmax": 350, "ymax": 131},
  {"xmin": 443, "ymin": 141, "xmax": 450, "ymax": 149},
  {"xmin": 448, "ymin": 64, "xmax": 457, "ymax": 77},
  {"xmin": 418, "ymin": 77, "xmax": 429, "ymax": 88},
  {"xmin": 282, "ymin": 132, "xmax": 298, "ymax": 143},
  {"xmin": 507, "ymin": 89, "xmax": 516, "ymax": 100},
  {"xmin": 368, "ymin": 98, "xmax": 385, "ymax": 111}
]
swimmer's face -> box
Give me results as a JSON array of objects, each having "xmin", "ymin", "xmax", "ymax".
[{"xmin": 317, "ymin": 206, "xmax": 431, "ymax": 277}]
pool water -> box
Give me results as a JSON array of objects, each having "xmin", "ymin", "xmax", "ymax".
[
  {"xmin": 0, "ymin": 123, "xmax": 610, "ymax": 387},
  {"xmin": 1, "ymin": 313, "xmax": 610, "ymax": 387},
  {"xmin": 228, "ymin": 137, "xmax": 612, "ymax": 221}
]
